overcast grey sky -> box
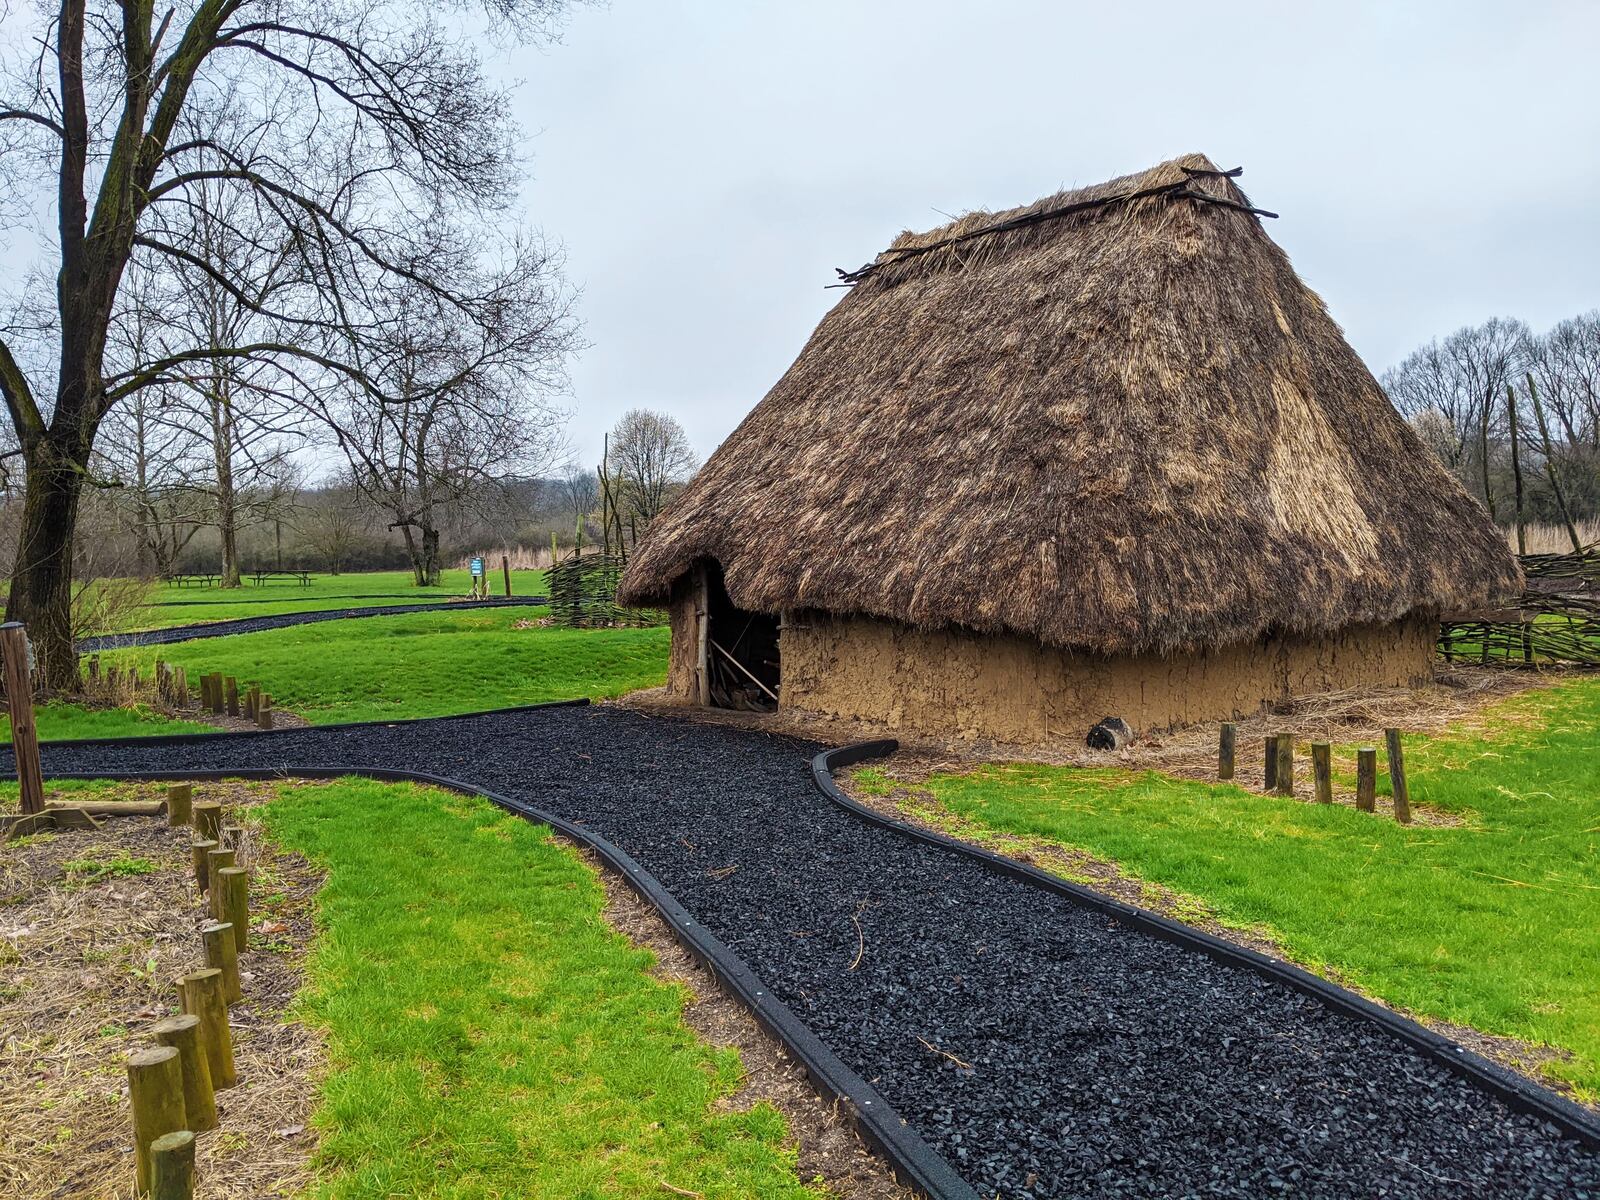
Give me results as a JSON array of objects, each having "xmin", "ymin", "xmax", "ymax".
[{"xmin": 499, "ymin": 0, "xmax": 1600, "ymax": 467}]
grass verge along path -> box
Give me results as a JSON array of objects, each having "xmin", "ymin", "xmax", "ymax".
[
  {"xmin": 264, "ymin": 777, "xmax": 822, "ymax": 1198},
  {"xmin": 853, "ymin": 676, "xmax": 1600, "ymax": 1100},
  {"xmin": 2, "ymin": 701, "xmax": 210, "ymax": 742},
  {"xmin": 101, "ymin": 608, "xmax": 668, "ymax": 724}
]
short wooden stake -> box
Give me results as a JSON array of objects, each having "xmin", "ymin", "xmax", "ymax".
[
  {"xmin": 258, "ymin": 697, "xmax": 274, "ymax": 730},
  {"xmin": 1311, "ymin": 742, "xmax": 1333, "ymax": 804},
  {"xmin": 208, "ymin": 674, "xmax": 225, "ymax": 714},
  {"xmin": 192, "ymin": 801, "xmax": 223, "ymax": 844},
  {"xmin": 174, "ymin": 667, "xmax": 189, "ymax": 708},
  {"xmin": 151, "ymin": 1013, "xmax": 217, "ymax": 1132},
  {"xmin": 166, "ymin": 784, "xmax": 193, "ymax": 827},
  {"xmin": 206, "ymin": 849, "xmax": 237, "ymax": 917},
  {"xmin": 1217, "ymin": 722, "xmax": 1236, "ymax": 780},
  {"xmin": 0, "ymin": 622, "xmax": 45, "ymax": 816},
  {"xmin": 224, "ymin": 676, "xmax": 239, "ymax": 717},
  {"xmin": 1356, "ymin": 747, "xmax": 1377, "ymax": 813},
  {"xmin": 126, "ymin": 1046, "xmax": 186, "ymax": 1194},
  {"xmin": 1385, "ymin": 728, "xmax": 1412, "ymax": 824},
  {"xmin": 1274, "ymin": 734, "xmax": 1294, "ymax": 796},
  {"xmin": 216, "ymin": 867, "xmax": 250, "ymax": 955},
  {"xmin": 178, "ymin": 968, "xmax": 236, "ymax": 1088},
  {"xmin": 1263, "ymin": 735, "xmax": 1279, "ymax": 791},
  {"xmin": 202, "ymin": 920, "xmax": 242, "ymax": 1005},
  {"xmin": 191, "ymin": 839, "xmax": 218, "ymax": 892},
  {"xmin": 150, "ymin": 1129, "xmax": 196, "ymax": 1200}
]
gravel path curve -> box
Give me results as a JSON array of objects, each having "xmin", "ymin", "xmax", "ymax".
[
  {"xmin": 20, "ymin": 707, "xmax": 1600, "ymax": 1199},
  {"xmin": 78, "ymin": 597, "xmax": 549, "ymax": 650}
]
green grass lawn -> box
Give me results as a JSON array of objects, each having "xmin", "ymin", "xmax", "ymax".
[
  {"xmin": 0, "ymin": 775, "xmax": 824, "ymax": 1196},
  {"xmin": 106, "ymin": 569, "xmax": 549, "ymax": 631},
  {"xmin": 854, "ymin": 676, "xmax": 1600, "ymax": 1099},
  {"xmin": 1, "ymin": 700, "xmax": 213, "ymax": 742},
  {"xmin": 99, "ymin": 607, "xmax": 668, "ymax": 725}
]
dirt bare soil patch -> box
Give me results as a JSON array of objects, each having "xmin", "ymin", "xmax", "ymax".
[{"xmin": 0, "ymin": 782, "xmax": 323, "ymax": 1199}]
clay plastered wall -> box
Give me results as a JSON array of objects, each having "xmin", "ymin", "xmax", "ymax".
[
  {"xmin": 664, "ymin": 576, "xmax": 699, "ymax": 700},
  {"xmin": 779, "ymin": 613, "xmax": 1438, "ymax": 743}
]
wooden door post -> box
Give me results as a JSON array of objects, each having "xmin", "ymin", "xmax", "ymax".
[
  {"xmin": 695, "ymin": 566, "xmax": 711, "ymax": 707},
  {"xmin": 0, "ymin": 623, "xmax": 45, "ymax": 816}
]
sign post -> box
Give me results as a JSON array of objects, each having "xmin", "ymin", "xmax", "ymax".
[
  {"xmin": 469, "ymin": 557, "xmax": 486, "ymax": 601},
  {"xmin": 0, "ymin": 622, "xmax": 45, "ymax": 815}
]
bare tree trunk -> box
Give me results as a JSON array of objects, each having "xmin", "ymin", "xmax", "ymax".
[
  {"xmin": 1478, "ymin": 386, "xmax": 1497, "ymax": 521},
  {"xmin": 210, "ymin": 374, "xmax": 241, "ymax": 587},
  {"xmin": 1506, "ymin": 384, "xmax": 1526, "ymax": 555},
  {"xmin": 1525, "ymin": 373, "xmax": 1585, "ymax": 553},
  {"xmin": 420, "ymin": 525, "xmax": 441, "ymax": 586},
  {"xmin": 5, "ymin": 438, "xmax": 88, "ymax": 689}
]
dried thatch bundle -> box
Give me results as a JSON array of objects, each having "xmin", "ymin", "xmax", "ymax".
[{"xmin": 620, "ymin": 154, "xmax": 1520, "ymax": 655}]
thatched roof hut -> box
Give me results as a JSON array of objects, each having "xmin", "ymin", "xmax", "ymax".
[{"xmin": 620, "ymin": 153, "xmax": 1520, "ymax": 741}]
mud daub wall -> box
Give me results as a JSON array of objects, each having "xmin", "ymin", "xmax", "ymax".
[{"xmin": 778, "ymin": 614, "xmax": 1439, "ymax": 743}]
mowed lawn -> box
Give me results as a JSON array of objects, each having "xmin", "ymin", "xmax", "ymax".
[
  {"xmin": 99, "ymin": 569, "xmax": 548, "ymax": 631},
  {"xmin": 854, "ymin": 676, "xmax": 1600, "ymax": 1099},
  {"xmin": 0, "ymin": 776, "xmax": 823, "ymax": 1197},
  {"xmin": 0, "ymin": 701, "xmax": 214, "ymax": 743},
  {"xmin": 95, "ymin": 607, "xmax": 669, "ymax": 725}
]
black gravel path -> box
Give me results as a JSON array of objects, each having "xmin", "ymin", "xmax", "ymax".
[
  {"xmin": 79, "ymin": 597, "xmax": 549, "ymax": 650},
  {"xmin": 20, "ymin": 707, "xmax": 1600, "ymax": 1199}
]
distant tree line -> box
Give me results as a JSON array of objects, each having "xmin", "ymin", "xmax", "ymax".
[{"xmin": 1383, "ymin": 312, "xmax": 1600, "ymax": 550}]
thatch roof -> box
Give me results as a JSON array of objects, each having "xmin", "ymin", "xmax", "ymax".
[{"xmin": 619, "ymin": 153, "xmax": 1521, "ymax": 655}]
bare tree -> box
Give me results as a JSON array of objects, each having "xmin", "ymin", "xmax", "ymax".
[
  {"xmin": 0, "ymin": 0, "xmax": 571, "ymax": 684},
  {"xmin": 607, "ymin": 408, "xmax": 696, "ymax": 528},
  {"xmin": 294, "ymin": 478, "xmax": 369, "ymax": 574},
  {"xmin": 309, "ymin": 243, "xmax": 576, "ymax": 585},
  {"xmin": 560, "ymin": 465, "xmax": 598, "ymax": 544}
]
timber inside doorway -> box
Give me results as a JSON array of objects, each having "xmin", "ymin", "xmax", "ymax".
[{"xmin": 694, "ymin": 563, "xmax": 779, "ymax": 711}]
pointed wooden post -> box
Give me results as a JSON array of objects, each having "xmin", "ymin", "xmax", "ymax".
[
  {"xmin": 1356, "ymin": 747, "xmax": 1377, "ymax": 813},
  {"xmin": 1385, "ymin": 728, "xmax": 1412, "ymax": 824},
  {"xmin": 1217, "ymin": 722, "xmax": 1236, "ymax": 781},
  {"xmin": 1274, "ymin": 734, "xmax": 1294, "ymax": 797},
  {"xmin": 0, "ymin": 623, "xmax": 45, "ymax": 817},
  {"xmin": 1311, "ymin": 742, "xmax": 1333, "ymax": 804}
]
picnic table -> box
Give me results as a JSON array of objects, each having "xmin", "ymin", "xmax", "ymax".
[
  {"xmin": 164, "ymin": 573, "xmax": 219, "ymax": 587},
  {"xmin": 249, "ymin": 570, "xmax": 313, "ymax": 587}
]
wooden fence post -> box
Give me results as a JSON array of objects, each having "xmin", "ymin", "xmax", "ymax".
[
  {"xmin": 126, "ymin": 1047, "xmax": 186, "ymax": 1194},
  {"xmin": 206, "ymin": 848, "xmax": 236, "ymax": 915},
  {"xmin": 502, "ymin": 554, "xmax": 512, "ymax": 597},
  {"xmin": 151, "ymin": 1130, "xmax": 196, "ymax": 1200},
  {"xmin": 1217, "ymin": 722, "xmax": 1236, "ymax": 781},
  {"xmin": 1311, "ymin": 742, "xmax": 1333, "ymax": 804},
  {"xmin": 191, "ymin": 839, "xmax": 218, "ymax": 892},
  {"xmin": 1384, "ymin": 728, "xmax": 1412, "ymax": 824},
  {"xmin": 0, "ymin": 622, "xmax": 45, "ymax": 816},
  {"xmin": 216, "ymin": 867, "xmax": 250, "ymax": 955},
  {"xmin": 166, "ymin": 784, "xmax": 193, "ymax": 828},
  {"xmin": 1263, "ymin": 734, "xmax": 1279, "ymax": 791},
  {"xmin": 174, "ymin": 667, "xmax": 189, "ymax": 708},
  {"xmin": 1274, "ymin": 734, "xmax": 1294, "ymax": 797},
  {"xmin": 152, "ymin": 1013, "xmax": 218, "ymax": 1132},
  {"xmin": 1355, "ymin": 747, "xmax": 1377, "ymax": 813},
  {"xmin": 192, "ymin": 802, "xmax": 223, "ymax": 844},
  {"xmin": 202, "ymin": 920, "xmax": 242, "ymax": 1004},
  {"xmin": 224, "ymin": 676, "xmax": 239, "ymax": 718},
  {"xmin": 257, "ymin": 696, "xmax": 273, "ymax": 730},
  {"xmin": 178, "ymin": 968, "xmax": 237, "ymax": 1088}
]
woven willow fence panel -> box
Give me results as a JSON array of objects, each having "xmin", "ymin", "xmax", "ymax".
[
  {"xmin": 1438, "ymin": 551, "xmax": 1599, "ymax": 668},
  {"xmin": 547, "ymin": 554, "xmax": 663, "ymax": 629}
]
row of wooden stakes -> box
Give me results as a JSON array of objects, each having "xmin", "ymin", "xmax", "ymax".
[
  {"xmin": 83, "ymin": 656, "xmax": 277, "ymax": 728},
  {"xmin": 124, "ymin": 784, "xmax": 255, "ymax": 1198},
  {"xmin": 1215, "ymin": 723, "xmax": 1414, "ymax": 824}
]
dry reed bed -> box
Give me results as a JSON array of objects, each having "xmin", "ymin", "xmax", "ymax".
[{"xmin": 0, "ymin": 783, "xmax": 323, "ymax": 1199}]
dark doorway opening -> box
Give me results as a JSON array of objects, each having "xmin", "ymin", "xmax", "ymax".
[{"xmin": 704, "ymin": 562, "xmax": 779, "ymax": 711}]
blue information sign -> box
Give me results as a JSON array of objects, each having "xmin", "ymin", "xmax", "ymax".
[{"xmin": 469, "ymin": 557, "xmax": 485, "ymax": 577}]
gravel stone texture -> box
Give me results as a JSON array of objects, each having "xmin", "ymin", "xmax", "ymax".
[
  {"xmin": 79, "ymin": 597, "xmax": 550, "ymax": 650},
  {"xmin": 19, "ymin": 705, "xmax": 1599, "ymax": 1199}
]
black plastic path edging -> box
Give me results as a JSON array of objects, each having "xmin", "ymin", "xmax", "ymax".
[
  {"xmin": 24, "ymin": 753, "xmax": 976, "ymax": 1200},
  {"xmin": 32, "ymin": 697, "xmax": 593, "ymax": 751},
  {"xmin": 815, "ymin": 739, "xmax": 1600, "ymax": 1153}
]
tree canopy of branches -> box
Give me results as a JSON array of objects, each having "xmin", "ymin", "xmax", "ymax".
[
  {"xmin": 0, "ymin": 0, "xmax": 571, "ymax": 685},
  {"xmin": 606, "ymin": 408, "xmax": 696, "ymax": 530},
  {"xmin": 1383, "ymin": 311, "xmax": 1600, "ymax": 549}
]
